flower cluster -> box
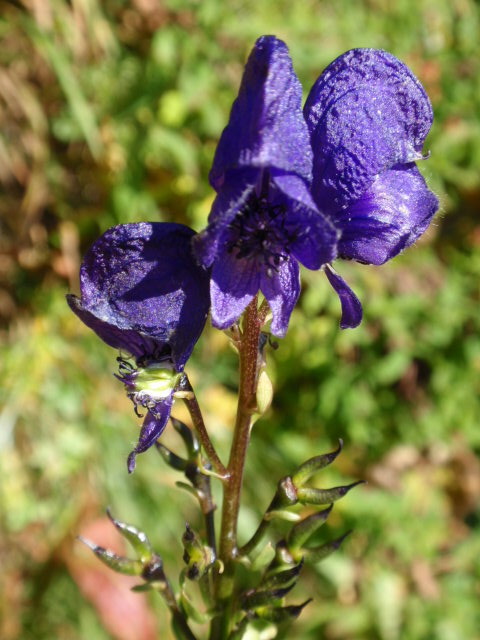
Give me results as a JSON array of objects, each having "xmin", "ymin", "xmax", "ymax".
[
  {"xmin": 194, "ymin": 36, "xmax": 438, "ymax": 333},
  {"xmin": 68, "ymin": 37, "xmax": 437, "ymax": 467}
]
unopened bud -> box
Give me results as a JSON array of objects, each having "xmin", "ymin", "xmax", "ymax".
[
  {"xmin": 182, "ymin": 523, "xmax": 214, "ymax": 580},
  {"xmin": 172, "ymin": 417, "xmax": 200, "ymax": 457},
  {"xmin": 78, "ymin": 536, "xmax": 143, "ymax": 576},
  {"xmin": 287, "ymin": 504, "xmax": 333, "ymax": 551},
  {"xmin": 303, "ymin": 530, "xmax": 352, "ymax": 563},
  {"xmin": 297, "ymin": 480, "xmax": 364, "ymax": 506},
  {"xmin": 262, "ymin": 559, "xmax": 304, "ymax": 590},
  {"xmin": 256, "ymin": 369, "xmax": 273, "ymax": 415},
  {"xmin": 254, "ymin": 598, "xmax": 312, "ymax": 622},
  {"xmin": 106, "ymin": 509, "xmax": 153, "ymax": 564},
  {"xmin": 156, "ymin": 443, "xmax": 189, "ymax": 471},
  {"xmin": 292, "ymin": 440, "xmax": 343, "ymax": 487},
  {"xmin": 241, "ymin": 584, "xmax": 294, "ymax": 611}
]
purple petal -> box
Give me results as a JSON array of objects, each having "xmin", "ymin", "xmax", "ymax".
[
  {"xmin": 336, "ymin": 164, "xmax": 439, "ymax": 265},
  {"xmin": 193, "ymin": 177, "xmax": 255, "ymax": 268},
  {"xmin": 210, "ymin": 35, "xmax": 313, "ymax": 191},
  {"xmin": 72, "ymin": 222, "xmax": 210, "ymax": 367},
  {"xmin": 260, "ymin": 259, "xmax": 300, "ymax": 337},
  {"xmin": 127, "ymin": 395, "xmax": 174, "ymax": 473},
  {"xmin": 210, "ymin": 249, "xmax": 260, "ymax": 329},
  {"xmin": 272, "ymin": 173, "xmax": 338, "ymax": 269},
  {"xmin": 304, "ymin": 49, "xmax": 433, "ymax": 212},
  {"xmin": 324, "ymin": 265, "xmax": 363, "ymax": 329}
]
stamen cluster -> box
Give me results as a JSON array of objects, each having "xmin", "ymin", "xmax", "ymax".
[{"xmin": 227, "ymin": 196, "xmax": 290, "ymax": 273}]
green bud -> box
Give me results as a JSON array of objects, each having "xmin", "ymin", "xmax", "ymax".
[
  {"xmin": 182, "ymin": 523, "xmax": 214, "ymax": 580},
  {"xmin": 78, "ymin": 536, "xmax": 143, "ymax": 576},
  {"xmin": 172, "ymin": 417, "xmax": 200, "ymax": 457},
  {"xmin": 254, "ymin": 598, "xmax": 312, "ymax": 622},
  {"xmin": 256, "ymin": 369, "xmax": 273, "ymax": 415},
  {"xmin": 296, "ymin": 480, "xmax": 364, "ymax": 506},
  {"xmin": 241, "ymin": 584, "xmax": 294, "ymax": 611},
  {"xmin": 262, "ymin": 559, "xmax": 304, "ymax": 590},
  {"xmin": 156, "ymin": 443, "xmax": 189, "ymax": 471},
  {"xmin": 287, "ymin": 504, "xmax": 333, "ymax": 550},
  {"xmin": 292, "ymin": 440, "xmax": 343, "ymax": 487},
  {"xmin": 106, "ymin": 509, "xmax": 153, "ymax": 563},
  {"xmin": 303, "ymin": 530, "xmax": 352, "ymax": 563}
]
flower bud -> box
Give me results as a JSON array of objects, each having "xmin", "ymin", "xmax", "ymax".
[
  {"xmin": 254, "ymin": 598, "xmax": 312, "ymax": 622},
  {"xmin": 287, "ymin": 504, "xmax": 333, "ymax": 551},
  {"xmin": 156, "ymin": 443, "xmax": 189, "ymax": 471},
  {"xmin": 172, "ymin": 417, "xmax": 200, "ymax": 457},
  {"xmin": 262, "ymin": 559, "xmax": 304, "ymax": 590},
  {"xmin": 78, "ymin": 536, "xmax": 144, "ymax": 576},
  {"xmin": 291, "ymin": 440, "xmax": 343, "ymax": 487},
  {"xmin": 241, "ymin": 584, "xmax": 294, "ymax": 611},
  {"xmin": 296, "ymin": 480, "xmax": 364, "ymax": 505},
  {"xmin": 107, "ymin": 508, "xmax": 153, "ymax": 564},
  {"xmin": 303, "ymin": 530, "xmax": 352, "ymax": 563},
  {"xmin": 256, "ymin": 369, "xmax": 273, "ymax": 415},
  {"xmin": 182, "ymin": 523, "xmax": 214, "ymax": 580}
]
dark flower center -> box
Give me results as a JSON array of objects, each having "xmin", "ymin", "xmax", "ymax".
[{"xmin": 227, "ymin": 195, "xmax": 293, "ymax": 273}]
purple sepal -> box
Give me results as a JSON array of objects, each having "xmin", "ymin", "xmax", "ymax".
[
  {"xmin": 127, "ymin": 394, "xmax": 174, "ymax": 473},
  {"xmin": 324, "ymin": 265, "xmax": 363, "ymax": 329},
  {"xmin": 336, "ymin": 164, "xmax": 439, "ymax": 264},
  {"xmin": 67, "ymin": 295, "xmax": 162, "ymax": 360},
  {"xmin": 304, "ymin": 48, "xmax": 433, "ymax": 213},
  {"xmin": 69, "ymin": 222, "xmax": 210, "ymax": 368},
  {"xmin": 210, "ymin": 36, "xmax": 313, "ymax": 190}
]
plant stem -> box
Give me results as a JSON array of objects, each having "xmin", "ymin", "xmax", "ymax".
[
  {"xmin": 183, "ymin": 379, "xmax": 229, "ymax": 479},
  {"xmin": 210, "ymin": 298, "xmax": 265, "ymax": 639},
  {"xmin": 159, "ymin": 573, "xmax": 198, "ymax": 640},
  {"xmin": 238, "ymin": 513, "xmax": 272, "ymax": 557}
]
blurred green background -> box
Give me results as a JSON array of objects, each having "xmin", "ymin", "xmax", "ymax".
[{"xmin": 1, "ymin": 0, "xmax": 479, "ymax": 638}]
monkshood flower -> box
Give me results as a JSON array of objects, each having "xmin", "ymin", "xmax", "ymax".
[
  {"xmin": 195, "ymin": 36, "xmax": 438, "ymax": 332},
  {"xmin": 193, "ymin": 36, "xmax": 337, "ymax": 337},
  {"xmin": 304, "ymin": 47, "xmax": 439, "ymax": 327},
  {"xmin": 67, "ymin": 222, "xmax": 210, "ymax": 472}
]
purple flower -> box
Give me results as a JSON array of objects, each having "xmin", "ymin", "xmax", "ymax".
[
  {"xmin": 195, "ymin": 37, "xmax": 438, "ymax": 332},
  {"xmin": 67, "ymin": 222, "xmax": 210, "ymax": 472},
  {"xmin": 194, "ymin": 36, "xmax": 337, "ymax": 337},
  {"xmin": 304, "ymin": 48, "xmax": 439, "ymax": 327}
]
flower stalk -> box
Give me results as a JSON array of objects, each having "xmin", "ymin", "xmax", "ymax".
[
  {"xmin": 181, "ymin": 376, "xmax": 229, "ymax": 479},
  {"xmin": 210, "ymin": 297, "xmax": 266, "ymax": 638}
]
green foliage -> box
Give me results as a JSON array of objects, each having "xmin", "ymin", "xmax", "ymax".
[{"xmin": 1, "ymin": 1, "xmax": 479, "ymax": 638}]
